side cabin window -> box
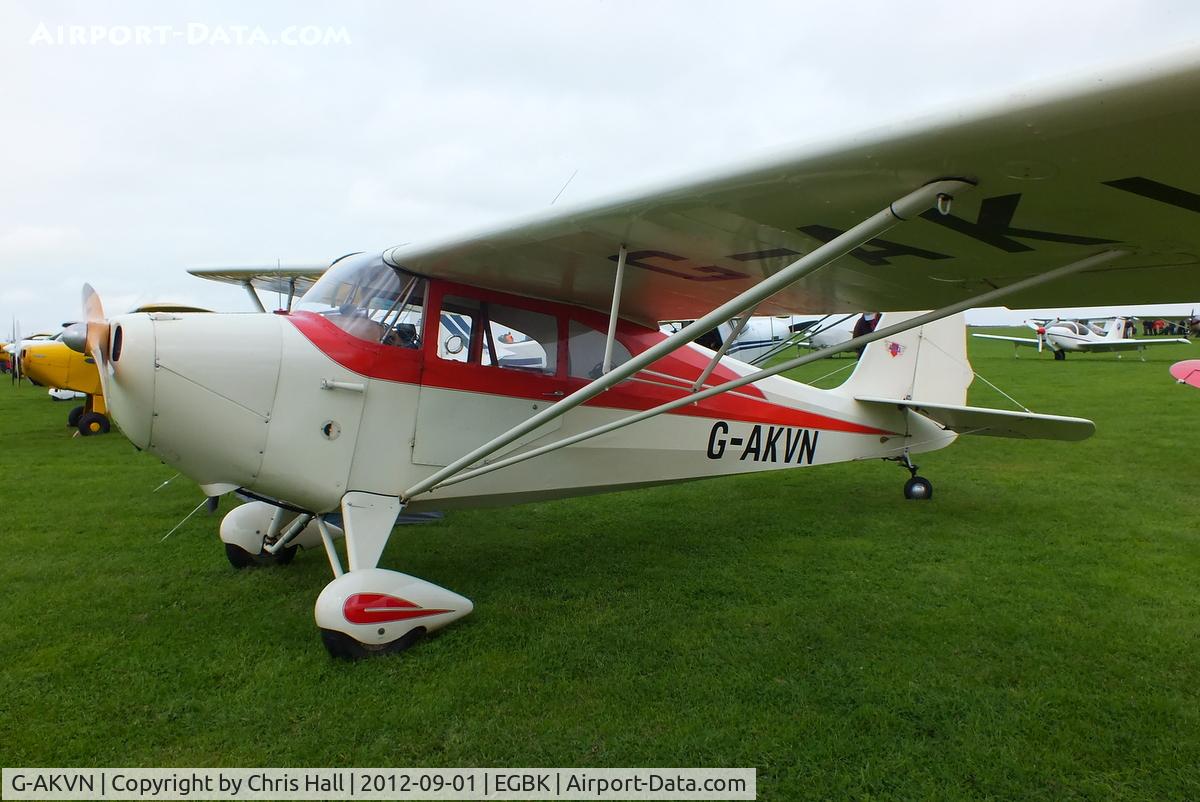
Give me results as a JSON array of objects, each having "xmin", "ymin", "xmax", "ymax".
[
  {"xmin": 567, "ymin": 320, "xmax": 632, "ymax": 380},
  {"xmin": 437, "ymin": 294, "xmax": 559, "ymax": 376}
]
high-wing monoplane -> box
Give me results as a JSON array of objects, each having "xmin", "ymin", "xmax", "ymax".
[
  {"xmin": 973, "ymin": 317, "xmax": 1190, "ymax": 359},
  {"xmin": 70, "ymin": 54, "xmax": 1200, "ymax": 658}
]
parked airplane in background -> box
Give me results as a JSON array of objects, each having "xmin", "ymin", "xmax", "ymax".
[
  {"xmin": 974, "ymin": 317, "xmax": 1190, "ymax": 360},
  {"xmin": 660, "ymin": 315, "xmax": 813, "ymax": 365},
  {"xmin": 69, "ymin": 54, "xmax": 1200, "ymax": 659},
  {"xmin": 3, "ymin": 330, "xmax": 59, "ymax": 384},
  {"xmin": 20, "ymin": 339, "xmax": 110, "ymax": 434}
]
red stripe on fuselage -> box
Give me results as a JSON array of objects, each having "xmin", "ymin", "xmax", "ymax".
[{"xmin": 286, "ymin": 312, "xmax": 893, "ymax": 435}]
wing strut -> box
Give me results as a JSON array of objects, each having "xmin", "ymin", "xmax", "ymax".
[
  {"xmin": 692, "ymin": 308, "xmax": 757, "ymax": 391},
  {"xmin": 425, "ymin": 248, "xmax": 1126, "ymax": 493},
  {"xmin": 242, "ymin": 280, "xmax": 266, "ymax": 313},
  {"xmin": 399, "ymin": 179, "xmax": 971, "ymax": 501},
  {"xmin": 602, "ymin": 245, "xmax": 627, "ymax": 374}
]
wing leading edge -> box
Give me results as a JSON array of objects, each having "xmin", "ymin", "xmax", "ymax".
[{"xmin": 972, "ymin": 334, "xmax": 1042, "ymax": 347}]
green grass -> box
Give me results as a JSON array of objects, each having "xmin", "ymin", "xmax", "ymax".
[{"xmin": 1, "ymin": 333, "xmax": 1198, "ymax": 800}]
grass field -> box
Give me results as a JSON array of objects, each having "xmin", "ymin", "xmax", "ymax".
[{"xmin": 1, "ymin": 331, "xmax": 1197, "ymax": 800}]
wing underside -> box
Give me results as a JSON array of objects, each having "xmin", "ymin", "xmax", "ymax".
[
  {"xmin": 378, "ymin": 55, "xmax": 1200, "ymax": 324},
  {"xmin": 1081, "ymin": 338, "xmax": 1191, "ymax": 351},
  {"xmin": 188, "ymin": 266, "xmax": 326, "ymax": 297}
]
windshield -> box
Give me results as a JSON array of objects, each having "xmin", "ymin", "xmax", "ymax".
[{"xmin": 295, "ymin": 252, "xmax": 425, "ymax": 347}]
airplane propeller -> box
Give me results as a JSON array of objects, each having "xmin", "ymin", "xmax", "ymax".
[
  {"xmin": 80, "ymin": 283, "xmax": 109, "ymax": 367},
  {"xmin": 1025, "ymin": 320, "xmax": 1049, "ymax": 353},
  {"xmin": 9, "ymin": 320, "xmax": 22, "ymax": 386}
]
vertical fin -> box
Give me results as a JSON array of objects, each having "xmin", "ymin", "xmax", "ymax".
[{"xmin": 835, "ymin": 312, "xmax": 973, "ymax": 405}]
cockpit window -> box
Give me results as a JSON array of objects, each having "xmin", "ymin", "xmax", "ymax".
[{"xmin": 295, "ymin": 252, "xmax": 425, "ymax": 348}]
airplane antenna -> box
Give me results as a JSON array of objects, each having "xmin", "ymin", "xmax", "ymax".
[
  {"xmin": 276, "ymin": 258, "xmax": 283, "ymax": 312},
  {"xmin": 550, "ymin": 169, "xmax": 579, "ymax": 206},
  {"xmin": 152, "ymin": 473, "xmax": 180, "ymax": 493},
  {"xmin": 161, "ymin": 498, "xmax": 209, "ymax": 542}
]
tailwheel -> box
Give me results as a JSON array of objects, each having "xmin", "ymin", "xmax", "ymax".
[
  {"xmin": 224, "ymin": 541, "xmax": 297, "ymax": 569},
  {"xmin": 320, "ymin": 626, "xmax": 427, "ymax": 660},
  {"xmin": 903, "ymin": 476, "xmax": 933, "ymax": 500},
  {"xmin": 77, "ymin": 411, "xmax": 110, "ymax": 436},
  {"xmin": 67, "ymin": 405, "xmax": 84, "ymax": 428},
  {"xmin": 887, "ymin": 451, "xmax": 934, "ymax": 501}
]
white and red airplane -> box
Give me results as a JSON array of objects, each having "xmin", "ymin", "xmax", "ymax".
[
  {"xmin": 69, "ymin": 53, "xmax": 1200, "ymax": 658},
  {"xmin": 974, "ymin": 317, "xmax": 1190, "ymax": 359}
]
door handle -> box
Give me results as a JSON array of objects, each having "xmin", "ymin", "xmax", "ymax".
[{"xmin": 542, "ymin": 390, "xmax": 565, "ymax": 397}]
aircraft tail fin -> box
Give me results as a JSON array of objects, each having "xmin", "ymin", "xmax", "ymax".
[
  {"xmin": 834, "ymin": 312, "xmax": 973, "ymax": 406},
  {"xmin": 1104, "ymin": 317, "xmax": 1128, "ymax": 339}
]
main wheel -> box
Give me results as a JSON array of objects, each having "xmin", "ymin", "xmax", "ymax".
[
  {"xmin": 67, "ymin": 405, "xmax": 84, "ymax": 428},
  {"xmin": 77, "ymin": 412, "xmax": 110, "ymax": 436},
  {"xmin": 320, "ymin": 627, "xmax": 427, "ymax": 660},
  {"xmin": 1053, "ymin": 350, "xmax": 1066, "ymax": 361},
  {"xmin": 224, "ymin": 541, "xmax": 298, "ymax": 569},
  {"xmin": 903, "ymin": 476, "xmax": 933, "ymax": 500}
]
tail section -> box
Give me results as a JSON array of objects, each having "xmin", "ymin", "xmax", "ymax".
[
  {"xmin": 1103, "ymin": 317, "xmax": 1128, "ymax": 340},
  {"xmin": 835, "ymin": 312, "xmax": 973, "ymax": 405}
]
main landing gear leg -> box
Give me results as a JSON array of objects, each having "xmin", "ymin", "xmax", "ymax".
[
  {"xmin": 220, "ymin": 501, "xmax": 331, "ymax": 568},
  {"xmin": 889, "ymin": 451, "xmax": 933, "ymax": 500},
  {"xmin": 314, "ymin": 492, "xmax": 472, "ymax": 660}
]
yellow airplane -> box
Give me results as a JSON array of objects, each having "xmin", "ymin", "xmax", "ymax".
[{"xmin": 20, "ymin": 339, "xmax": 110, "ymax": 434}]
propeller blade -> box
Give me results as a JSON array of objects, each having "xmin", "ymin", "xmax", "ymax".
[{"xmin": 82, "ymin": 284, "xmax": 110, "ymax": 368}]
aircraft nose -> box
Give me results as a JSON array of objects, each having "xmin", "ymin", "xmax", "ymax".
[
  {"xmin": 142, "ymin": 312, "xmax": 283, "ymax": 490},
  {"xmin": 103, "ymin": 313, "xmax": 157, "ymax": 449}
]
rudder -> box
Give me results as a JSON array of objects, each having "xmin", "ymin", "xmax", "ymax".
[{"xmin": 834, "ymin": 312, "xmax": 973, "ymax": 405}]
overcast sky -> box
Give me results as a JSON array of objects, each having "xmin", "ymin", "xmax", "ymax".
[{"xmin": 2, "ymin": 0, "xmax": 1199, "ymax": 333}]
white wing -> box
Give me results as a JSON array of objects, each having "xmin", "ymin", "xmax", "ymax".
[
  {"xmin": 378, "ymin": 54, "xmax": 1200, "ymax": 323},
  {"xmin": 972, "ymin": 334, "xmax": 1043, "ymax": 347}
]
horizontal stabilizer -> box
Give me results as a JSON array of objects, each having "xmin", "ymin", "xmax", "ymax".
[{"xmin": 856, "ymin": 396, "xmax": 1095, "ymax": 441}]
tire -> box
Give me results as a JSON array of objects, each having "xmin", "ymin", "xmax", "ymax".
[
  {"xmin": 320, "ymin": 627, "xmax": 426, "ymax": 660},
  {"xmin": 1053, "ymin": 350, "xmax": 1066, "ymax": 361},
  {"xmin": 77, "ymin": 412, "xmax": 110, "ymax": 436},
  {"xmin": 67, "ymin": 405, "xmax": 85, "ymax": 428},
  {"xmin": 223, "ymin": 541, "xmax": 297, "ymax": 569},
  {"xmin": 903, "ymin": 476, "xmax": 933, "ymax": 500}
]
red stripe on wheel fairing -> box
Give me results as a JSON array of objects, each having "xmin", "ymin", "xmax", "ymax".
[{"xmin": 343, "ymin": 593, "xmax": 453, "ymax": 625}]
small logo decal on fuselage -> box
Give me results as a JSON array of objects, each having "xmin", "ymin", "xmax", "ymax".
[
  {"xmin": 886, "ymin": 341, "xmax": 906, "ymax": 357},
  {"xmin": 706, "ymin": 421, "xmax": 819, "ymax": 464}
]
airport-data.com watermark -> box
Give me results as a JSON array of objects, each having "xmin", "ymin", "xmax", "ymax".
[{"xmin": 29, "ymin": 22, "xmax": 352, "ymax": 47}]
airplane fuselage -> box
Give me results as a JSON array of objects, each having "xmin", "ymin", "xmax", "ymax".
[{"xmin": 102, "ymin": 278, "xmax": 946, "ymax": 515}]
